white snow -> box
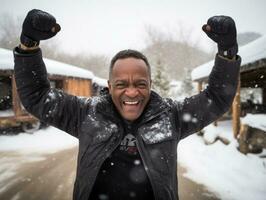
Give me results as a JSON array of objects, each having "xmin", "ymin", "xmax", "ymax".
[
  {"xmin": 0, "ymin": 103, "xmax": 265, "ymax": 199},
  {"xmin": 178, "ymin": 120, "xmax": 266, "ymax": 200},
  {"xmin": 169, "ymin": 80, "xmax": 198, "ymax": 101},
  {"xmin": 0, "ymin": 126, "xmax": 78, "ymax": 155},
  {"xmin": 191, "ymin": 35, "xmax": 266, "ymax": 81},
  {"xmin": 93, "ymin": 76, "xmax": 108, "ymax": 87},
  {"xmin": 0, "ymin": 109, "xmax": 14, "ymax": 117},
  {"xmin": 0, "ymin": 48, "xmax": 12, "ymax": 70},
  {"xmin": 241, "ymin": 114, "xmax": 266, "ymax": 132},
  {"xmin": 169, "ymin": 80, "xmax": 185, "ymax": 101},
  {"xmin": 0, "ymin": 126, "xmax": 78, "ymax": 195},
  {"xmin": 43, "ymin": 58, "xmax": 95, "ymax": 80},
  {"xmin": 191, "ymin": 59, "xmax": 213, "ymax": 82}
]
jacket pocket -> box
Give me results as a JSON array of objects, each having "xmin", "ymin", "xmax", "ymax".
[
  {"xmin": 91, "ymin": 123, "xmax": 118, "ymax": 144},
  {"xmin": 139, "ymin": 115, "xmax": 174, "ymax": 144}
]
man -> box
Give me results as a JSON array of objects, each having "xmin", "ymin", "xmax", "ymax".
[{"xmin": 14, "ymin": 9, "xmax": 241, "ymax": 200}]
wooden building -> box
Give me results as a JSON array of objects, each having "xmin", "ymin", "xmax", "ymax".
[
  {"xmin": 191, "ymin": 36, "xmax": 266, "ymax": 143},
  {"xmin": 0, "ymin": 47, "xmax": 95, "ymax": 132}
]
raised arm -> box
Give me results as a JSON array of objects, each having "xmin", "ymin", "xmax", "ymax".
[
  {"xmin": 176, "ymin": 16, "xmax": 241, "ymax": 139},
  {"xmin": 14, "ymin": 9, "xmax": 88, "ymax": 138}
]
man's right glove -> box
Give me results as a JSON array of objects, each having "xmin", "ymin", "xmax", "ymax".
[
  {"xmin": 202, "ymin": 16, "xmax": 238, "ymax": 59},
  {"xmin": 20, "ymin": 9, "xmax": 61, "ymax": 48}
]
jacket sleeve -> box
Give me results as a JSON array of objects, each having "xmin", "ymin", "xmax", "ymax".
[
  {"xmin": 14, "ymin": 47, "xmax": 89, "ymax": 138},
  {"xmin": 175, "ymin": 54, "xmax": 241, "ymax": 140}
]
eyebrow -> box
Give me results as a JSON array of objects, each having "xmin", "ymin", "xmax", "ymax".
[{"xmin": 114, "ymin": 79, "xmax": 148, "ymax": 83}]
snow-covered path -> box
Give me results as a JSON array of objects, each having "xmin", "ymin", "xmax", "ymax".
[
  {"xmin": 1, "ymin": 121, "xmax": 265, "ymax": 200},
  {"xmin": 0, "ymin": 127, "xmax": 219, "ymax": 200},
  {"xmin": 0, "ymin": 148, "xmax": 77, "ymax": 200},
  {"xmin": 0, "ymin": 147, "xmax": 219, "ymax": 200}
]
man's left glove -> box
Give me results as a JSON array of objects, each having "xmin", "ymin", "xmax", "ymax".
[
  {"xmin": 20, "ymin": 9, "xmax": 61, "ymax": 48},
  {"xmin": 202, "ymin": 16, "xmax": 238, "ymax": 59}
]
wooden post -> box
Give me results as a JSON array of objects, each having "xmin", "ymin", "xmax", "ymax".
[
  {"xmin": 232, "ymin": 78, "xmax": 241, "ymax": 138},
  {"xmin": 12, "ymin": 75, "xmax": 23, "ymax": 116},
  {"xmin": 263, "ymin": 88, "xmax": 266, "ymax": 105}
]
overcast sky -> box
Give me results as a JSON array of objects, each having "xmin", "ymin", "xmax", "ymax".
[{"xmin": 1, "ymin": 0, "xmax": 266, "ymax": 56}]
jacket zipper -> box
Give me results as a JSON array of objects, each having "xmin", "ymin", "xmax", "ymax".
[
  {"xmin": 95, "ymin": 105, "xmax": 170, "ymax": 200},
  {"xmin": 135, "ymin": 136, "xmax": 158, "ymax": 200},
  {"xmin": 85, "ymin": 124, "xmax": 124, "ymax": 199}
]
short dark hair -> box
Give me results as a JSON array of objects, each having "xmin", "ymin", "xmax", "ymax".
[{"xmin": 109, "ymin": 49, "xmax": 151, "ymax": 79}]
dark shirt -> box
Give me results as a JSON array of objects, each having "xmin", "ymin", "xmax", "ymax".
[{"xmin": 89, "ymin": 123, "xmax": 154, "ymax": 200}]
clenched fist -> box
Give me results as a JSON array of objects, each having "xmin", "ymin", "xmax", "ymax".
[
  {"xmin": 202, "ymin": 16, "xmax": 238, "ymax": 58},
  {"xmin": 20, "ymin": 9, "xmax": 61, "ymax": 48}
]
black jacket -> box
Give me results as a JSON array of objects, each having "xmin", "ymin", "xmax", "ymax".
[{"xmin": 14, "ymin": 48, "xmax": 241, "ymax": 200}]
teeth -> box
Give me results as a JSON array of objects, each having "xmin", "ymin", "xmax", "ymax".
[{"xmin": 124, "ymin": 101, "xmax": 138, "ymax": 105}]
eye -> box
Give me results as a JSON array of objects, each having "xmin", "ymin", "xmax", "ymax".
[
  {"xmin": 137, "ymin": 82, "xmax": 148, "ymax": 89},
  {"xmin": 115, "ymin": 83, "xmax": 126, "ymax": 89}
]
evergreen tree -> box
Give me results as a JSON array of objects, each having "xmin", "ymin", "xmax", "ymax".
[
  {"xmin": 180, "ymin": 68, "xmax": 194, "ymax": 96},
  {"xmin": 152, "ymin": 59, "xmax": 170, "ymax": 97}
]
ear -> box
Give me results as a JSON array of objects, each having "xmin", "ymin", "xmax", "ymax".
[{"xmin": 108, "ymin": 80, "xmax": 112, "ymax": 93}]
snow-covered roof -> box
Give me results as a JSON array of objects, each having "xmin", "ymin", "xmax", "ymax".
[
  {"xmin": 191, "ymin": 35, "xmax": 266, "ymax": 81},
  {"xmin": 43, "ymin": 58, "xmax": 94, "ymax": 79},
  {"xmin": 0, "ymin": 47, "xmax": 94, "ymax": 80},
  {"xmin": 93, "ymin": 76, "xmax": 108, "ymax": 87}
]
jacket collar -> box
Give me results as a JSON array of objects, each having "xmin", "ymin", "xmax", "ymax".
[{"xmin": 96, "ymin": 89, "xmax": 168, "ymax": 124}]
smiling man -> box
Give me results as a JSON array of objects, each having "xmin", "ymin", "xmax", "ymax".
[
  {"xmin": 14, "ymin": 9, "xmax": 240, "ymax": 200},
  {"xmin": 108, "ymin": 53, "xmax": 152, "ymax": 121}
]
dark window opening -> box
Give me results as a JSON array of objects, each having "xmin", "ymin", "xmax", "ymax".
[
  {"xmin": 0, "ymin": 76, "xmax": 12, "ymax": 111},
  {"xmin": 241, "ymin": 87, "xmax": 266, "ymax": 115}
]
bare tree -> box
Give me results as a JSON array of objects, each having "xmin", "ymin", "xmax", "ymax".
[
  {"xmin": 0, "ymin": 13, "xmax": 21, "ymax": 50},
  {"xmin": 143, "ymin": 24, "xmax": 212, "ymax": 81}
]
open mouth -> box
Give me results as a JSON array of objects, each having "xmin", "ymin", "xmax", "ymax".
[
  {"xmin": 120, "ymin": 99, "xmax": 145, "ymax": 120},
  {"xmin": 123, "ymin": 101, "xmax": 140, "ymax": 105}
]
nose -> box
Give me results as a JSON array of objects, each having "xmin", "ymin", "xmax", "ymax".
[{"xmin": 124, "ymin": 87, "xmax": 138, "ymax": 98}]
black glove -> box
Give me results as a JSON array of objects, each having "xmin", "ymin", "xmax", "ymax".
[
  {"xmin": 202, "ymin": 16, "xmax": 238, "ymax": 59},
  {"xmin": 20, "ymin": 9, "xmax": 61, "ymax": 47}
]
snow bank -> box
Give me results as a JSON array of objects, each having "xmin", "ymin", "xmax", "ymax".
[
  {"xmin": 178, "ymin": 120, "xmax": 266, "ymax": 200},
  {"xmin": 0, "ymin": 109, "xmax": 14, "ymax": 117},
  {"xmin": 241, "ymin": 114, "xmax": 266, "ymax": 132},
  {"xmin": 0, "ymin": 126, "xmax": 78, "ymax": 155}
]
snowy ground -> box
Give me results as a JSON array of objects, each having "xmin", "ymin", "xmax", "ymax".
[
  {"xmin": 0, "ymin": 127, "xmax": 78, "ymax": 197},
  {"xmin": 178, "ymin": 120, "xmax": 266, "ymax": 200},
  {"xmin": 0, "ymin": 120, "xmax": 265, "ymax": 200},
  {"xmin": 0, "ymin": 126, "xmax": 78, "ymax": 155}
]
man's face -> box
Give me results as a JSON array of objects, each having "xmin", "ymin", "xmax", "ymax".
[{"xmin": 108, "ymin": 57, "xmax": 151, "ymax": 121}]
